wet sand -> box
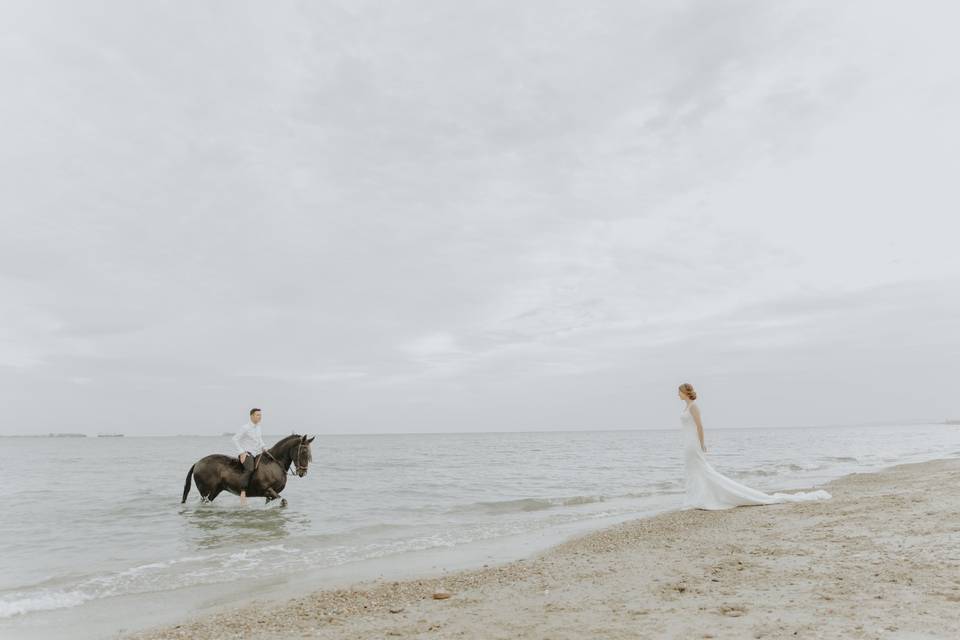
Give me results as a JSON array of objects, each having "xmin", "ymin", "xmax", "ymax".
[{"xmin": 129, "ymin": 458, "xmax": 960, "ymax": 640}]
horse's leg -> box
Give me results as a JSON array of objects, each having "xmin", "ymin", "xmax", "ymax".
[
  {"xmin": 206, "ymin": 487, "xmax": 223, "ymax": 502},
  {"xmin": 265, "ymin": 487, "xmax": 286, "ymax": 507},
  {"xmin": 263, "ymin": 485, "xmax": 277, "ymax": 504}
]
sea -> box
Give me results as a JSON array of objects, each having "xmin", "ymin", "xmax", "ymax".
[{"xmin": 2, "ymin": 422, "xmax": 959, "ymax": 639}]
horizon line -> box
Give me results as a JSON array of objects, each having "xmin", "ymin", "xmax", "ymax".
[{"xmin": 1, "ymin": 418, "xmax": 952, "ymax": 438}]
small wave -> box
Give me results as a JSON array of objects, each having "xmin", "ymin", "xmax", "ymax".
[
  {"xmin": 743, "ymin": 468, "xmax": 778, "ymax": 477},
  {"xmin": 559, "ymin": 495, "xmax": 605, "ymax": 507},
  {"xmin": 787, "ymin": 463, "xmax": 824, "ymax": 472},
  {"xmin": 824, "ymin": 456, "xmax": 858, "ymax": 462},
  {"xmin": 0, "ymin": 589, "xmax": 90, "ymax": 618},
  {"xmin": 739, "ymin": 461, "xmax": 826, "ymax": 478},
  {"xmin": 651, "ymin": 480, "xmax": 681, "ymax": 490},
  {"xmin": 339, "ymin": 523, "xmax": 417, "ymax": 537},
  {"xmin": 0, "ymin": 544, "xmax": 300, "ymax": 619},
  {"xmin": 457, "ymin": 495, "xmax": 607, "ymax": 515}
]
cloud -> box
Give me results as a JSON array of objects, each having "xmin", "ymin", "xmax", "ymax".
[{"xmin": 0, "ymin": 1, "xmax": 958, "ymax": 433}]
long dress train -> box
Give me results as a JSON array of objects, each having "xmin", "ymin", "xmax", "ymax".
[{"xmin": 681, "ymin": 401, "xmax": 831, "ymax": 510}]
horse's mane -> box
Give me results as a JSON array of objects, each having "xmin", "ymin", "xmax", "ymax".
[
  {"xmin": 267, "ymin": 434, "xmax": 312, "ymax": 466},
  {"xmin": 270, "ymin": 434, "xmax": 304, "ymax": 450}
]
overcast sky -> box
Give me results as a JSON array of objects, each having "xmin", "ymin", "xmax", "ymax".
[{"xmin": 2, "ymin": 1, "xmax": 958, "ymax": 436}]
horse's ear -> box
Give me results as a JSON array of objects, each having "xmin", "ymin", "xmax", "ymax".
[
  {"xmin": 300, "ymin": 434, "xmax": 308, "ymax": 443},
  {"xmin": 307, "ymin": 436, "xmax": 315, "ymax": 444}
]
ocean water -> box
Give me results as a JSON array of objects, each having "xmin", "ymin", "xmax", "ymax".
[{"xmin": 2, "ymin": 423, "xmax": 959, "ymax": 639}]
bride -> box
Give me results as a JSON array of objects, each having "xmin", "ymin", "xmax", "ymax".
[{"xmin": 678, "ymin": 383, "xmax": 831, "ymax": 510}]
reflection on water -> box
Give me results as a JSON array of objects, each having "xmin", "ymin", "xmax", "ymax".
[{"xmin": 180, "ymin": 504, "xmax": 311, "ymax": 548}]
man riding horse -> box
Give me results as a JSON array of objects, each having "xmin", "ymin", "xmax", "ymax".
[
  {"xmin": 181, "ymin": 409, "xmax": 314, "ymax": 506},
  {"xmin": 233, "ymin": 408, "xmax": 267, "ymax": 506}
]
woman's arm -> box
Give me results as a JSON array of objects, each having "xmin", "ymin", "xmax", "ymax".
[{"xmin": 690, "ymin": 404, "xmax": 706, "ymax": 452}]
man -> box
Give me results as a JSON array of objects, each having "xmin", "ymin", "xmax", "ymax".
[{"xmin": 232, "ymin": 408, "xmax": 268, "ymax": 506}]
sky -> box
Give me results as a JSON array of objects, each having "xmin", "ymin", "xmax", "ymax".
[{"xmin": 1, "ymin": 1, "xmax": 959, "ymax": 435}]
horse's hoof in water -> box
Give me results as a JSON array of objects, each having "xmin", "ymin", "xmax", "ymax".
[{"xmin": 280, "ymin": 498, "xmax": 288, "ymax": 507}]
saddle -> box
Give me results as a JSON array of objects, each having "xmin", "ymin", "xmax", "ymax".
[
  {"xmin": 237, "ymin": 451, "xmax": 273, "ymax": 470},
  {"xmin": 236, "ymin": 452, "xmax": 260, "ymax": 470}
]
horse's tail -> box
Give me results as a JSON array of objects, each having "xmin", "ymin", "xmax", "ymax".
[{"xmin": 181, "ymin": 464, "xmax": 196, "ymax": 503}]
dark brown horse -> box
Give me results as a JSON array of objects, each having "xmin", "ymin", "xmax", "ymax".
[{"xmin": 182, "ymin": 434, "xmax": 314, "ymax": 507}]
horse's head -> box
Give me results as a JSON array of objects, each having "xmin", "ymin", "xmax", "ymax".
[{"xmin": 292, "ymin": 435, "xmax": 314, "ymax": 477}]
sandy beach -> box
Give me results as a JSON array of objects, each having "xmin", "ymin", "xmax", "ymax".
[{"xmin": 127, "ymin": 457, "xmax": 960, "ymax": 640}]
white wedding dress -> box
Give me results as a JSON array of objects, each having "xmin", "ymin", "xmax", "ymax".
[{"xmin": 681, "ymin": 401, "xmax": 831, "ymax": 510}]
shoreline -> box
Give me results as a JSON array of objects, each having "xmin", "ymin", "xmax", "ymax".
[{"xmin": 129, "ymin": 456, "xmax": 960, "ymax": 639}]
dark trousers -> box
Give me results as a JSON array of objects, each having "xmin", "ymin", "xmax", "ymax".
[{"xmin": 239, "ymin": 452, "xmax": 256, "ymax": 491}]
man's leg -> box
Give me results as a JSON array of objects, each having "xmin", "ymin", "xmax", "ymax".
[{"xmin": 239, "ymin": 453, "xmax": 255, "ymax": 506}]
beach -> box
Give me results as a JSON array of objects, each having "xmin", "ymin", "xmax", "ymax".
[
  {"xmin": 14, "ymin": 424, "xmax": 955, "ymax": 639},
  {"xmin": 128, "ymin": 457, "xmax": 960, "ymax": 640}
]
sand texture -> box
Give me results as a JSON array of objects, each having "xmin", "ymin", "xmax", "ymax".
[{"xmin": 129, "ymin": 458, "xmax": 960, "ymax": 640}]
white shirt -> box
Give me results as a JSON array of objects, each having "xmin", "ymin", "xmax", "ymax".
[{"xmin": 232, "ymin": 421, "xmax": 267, "ymax": 455}]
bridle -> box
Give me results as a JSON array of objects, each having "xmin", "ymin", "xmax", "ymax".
[
  {"xmin": 290, "ymin": 442, "xmax": 309, "ymax": 476},
  {"xmin": 264, "ymin": 438, "xmax": 310, "ymax": 476}
]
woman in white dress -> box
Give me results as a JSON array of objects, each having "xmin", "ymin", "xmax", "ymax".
[{"xmin": 678, "ymin": 383, "xmax": 831, "ymax": 510}]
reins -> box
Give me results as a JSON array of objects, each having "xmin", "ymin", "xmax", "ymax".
[{"xmin": 264, "ymin": 440, "xmax": 307, "ymax": 476}]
